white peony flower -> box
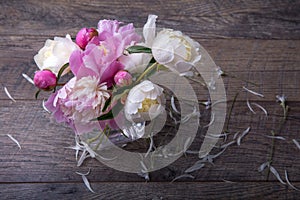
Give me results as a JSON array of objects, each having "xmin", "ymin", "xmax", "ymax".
[
  {"xmin": 119, "ymin": 15, "xmax": 157, "ymax": 74},
  {"xmin": 120, "ymin": 53, "xmax": 152, "ymax": 74},
  {"xmin": 140, "ymin": 15, "xmax": 201, "ymax": 74},
  {"xmin": 34, "ymin": 34, "xmax": 80, "ymax": 75},
  {"xmin": 124, "ymin": 80, "xmax": 165, "ymax": 123},
  {"xmin": 151, "ymin": 29, "xmax": 201, "ymax": 73}
]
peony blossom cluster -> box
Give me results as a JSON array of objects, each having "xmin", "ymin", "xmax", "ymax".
[{"xmin": 32, "ymin": 15, "xmax": 201, "ymax": 136}]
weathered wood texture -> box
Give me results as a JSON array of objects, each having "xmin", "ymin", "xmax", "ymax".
[
  {"xmin": 1, "ymin": 100, "xmax": 299, "ymax": 183},
  {"xmin": 0, "ymin": 0, "xmax": 299, "ymax": 199},
  {"xmin": 1, "ymin": 182, "xmax": 299, "ymax": 200},
  {"xmin": 0, "ymin": 0, "xmax": 299, "ymax": 39}
]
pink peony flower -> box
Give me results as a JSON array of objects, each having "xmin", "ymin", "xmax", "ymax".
[
  {"xmin": 45, "ymin": 76, "xmax": 121, "ymax": 135},
  {"xmin": 75, "ymin": 27, "xmax": 98, "ymax": 49},
  {"xmin": 34, "ymin": 70, "xmax": 57, "ymax": 90},
  {"xmin": 69, "ymin": 20, "xmax": 141, "ymax": 87},
  {"xmin": 114, "ymin": 70, "xmax": 132, "ymax": 87},
  {"xmin": 69, "ymin": 39, "xmax": 124, "ymax": 87}
]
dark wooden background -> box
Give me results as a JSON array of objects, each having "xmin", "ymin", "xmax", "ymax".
[{"xmin": 1, "ymin": 0, "xmax": 300, "ymax": 199}]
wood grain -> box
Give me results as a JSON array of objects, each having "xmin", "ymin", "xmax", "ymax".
[
  {"xmin": 1, "ymin": 100, "xmax": 299, "ymax": 183},
  {"xmin": 1, "ymin": 182, "xmax": 299, "ymax": 200},
  {"xmin": 1, "ymin": 0, "xmax": 300, "ymax": 198},
  {"xmin": 0, "ymin": 0, "xmax": 299, "ymax": 39}
]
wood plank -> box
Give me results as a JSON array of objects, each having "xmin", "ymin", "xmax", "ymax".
[
  {"xmin": 1, "ymin": 100, "xmax": 299, "ymax": 182},
  {"xmin": 1, "ymin": 37, "xmax": 299, "ymax": 100},
  {"xmin": 0, "ymin": 182, "xmax": 299, "ymax": 199},
  {"xmin": 0, "ymin": 0, "xmax": 299, "ymax": 39}
]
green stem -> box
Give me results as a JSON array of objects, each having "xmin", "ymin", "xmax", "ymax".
[
  {"xmin": 87, "ymin": 131, "xmax": 102, "ymax": 144},
  {"xmin": 186, "ymin": 77, "xmax": 206, "ymax": 87},
  {"xmin": 135, "ymin": 62, "xmax": 157, "ymax": 83}
]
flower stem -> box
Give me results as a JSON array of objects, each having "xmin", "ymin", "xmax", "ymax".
[{"xmin": 135, "ymin": 62, "xmax": 158, "ymax": 83}]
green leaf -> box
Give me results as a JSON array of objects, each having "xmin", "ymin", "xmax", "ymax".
[
  {"xmin": 53, "ymin": 63, "xmax": 69, "ymax": 92},
  {"xmin": 126, "ymin": 46, "xmax": 152, "ymax": 54},
  {"xmin": 94, "ymin": 101, "xmax": 124, "ymax": 121},
  {"xmin": 102, "ymin": 96, "xmax": 112, "ymax": 112},
  {"xmin": 57, "ymin": 63, "xmax": 69, "ymax": 83},
  {"xmin": 35, "ymin": 90, "xmax": 41, "ymax": 99}
]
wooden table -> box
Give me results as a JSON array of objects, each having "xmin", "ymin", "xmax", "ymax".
[{"xmin": 1, "ymin": 0, "xmax": 299, "ymax": 199}]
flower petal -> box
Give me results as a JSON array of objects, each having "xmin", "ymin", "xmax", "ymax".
[{"xmin": 143, "ymin": 15, "xmax": 157, "ymax": 46}]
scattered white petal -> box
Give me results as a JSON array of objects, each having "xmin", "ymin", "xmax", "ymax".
[
  {"xmin": 138, "ymin": 172, "xmax": 150, "ymax": 181},
  {"xmin": 179, "ymin": 71, "xmax": 194, "ymax": 77},
  {"xmin": 258, "ymin": 162, "xmax": 269, "ymax": 172},
  {"xmin": 205, "ymin": 133, "xmax": 228, "ymax": 139},
  {"xmin": 7, "ymin": 134, "xmax": 21, "ymax": 149},
  {"xmin": 270, "ymin": 165, "xmax": 286, "ymax": 185},
  {"xmin": 145, "ymin": 136, "xmax": 154, "ymax": 157},
  {"xmin": 171, "ymin": 95, "xmax": 180, "ymax": 114},
  {"xmin": 42, "ymin": 99, "xmax": 51, "ymax": 113},
  {"xmin": 169, "ymin": 111, "xmax": 180, "ymax": 124},
  {"xmin": 201, "ymin": 99, "xmax": 211, "ymax": 110},
  {"xmin": 209, "ymin": 147, "xmax": 228, "ymax": 159},
  {"xmin": 184, "ymin": 161, "xmax": 205, "ymax": 173},
  {"xmin": 183, "ymin": 137, "xmax": 192, "ymax": 152},
  {"xmin": 264, "ymin": 135, "xmax": 286, "ymax": 140},
  {"xmin": 140, "ymin": 160, "xmax": 148, "ymax": 173},
  {"xmin": 237, "ymin": 127, "xmax": 251, "ymax": 146},
  {"xmin": 22, "ymin": 73, "xmax": 34, "ymax": 85},
  {"xmin": 220, "ymin": 140, "xmax": 236, "ymax": 149},
  {"xmin": 4, "ymin": 87, "xmax": 16, "ymax": 102},
  {"xmin": 171, "ymin": 174, "xmax": 195, "ymax": 182},
  {"xmin": 243, "ymin": 86, "xmax": 264, "ymax": 98},
  {"xmin": 181, "ymin": 106, "xmax": 200, "ymax": 124},
  {"xmin": 276, "ymin": 94, "xmax": 286, "ymax": 104},
  {"xmin": 204, "ymin": 112, "xmax": 215, "ymax": 128},
  {"xmin": 77, "ymin": 150, "xmax": 91, "ymax": 167},
  {"xmin": 211, "ymin": 99, "xmax": 227, "ymax": 107},
  {"xmin": 81, "ymin": 174, "xmax": 96, "ymax": 193},
  {"xmin": 233, "ymin": 131, "xmax": 240, "ymax": 140},
  {"xmin": 76, "ymin": 168, "xmax": 91, "ymax": 176},
  {"xmin": 246, "ymin": 99, "xmax": 256, "ymax": 114},
  {"xmin": 292, "ymin": 139, "xmax": 300, "ymax": 150},
  {"xmin": 208, "ymin": 77, "xmax": 216, "ymax": 90},
  {"xmin": 285, "ymin": 170, "xmax": 300, "ymax": 191},
  {"xmin": 222, "ymin": 179, "xmax": 236, "ymax": 183},
  {"xmin": 216, "ymin": 66, "xmax": 224, "ymax": 77},
  {"xmin": 252, "ymin": 102, "xmax": 268, "ymax": 116}
]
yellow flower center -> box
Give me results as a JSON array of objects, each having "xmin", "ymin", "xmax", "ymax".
[{"xmin": 138, "ymin": 98, "xmax": 159, "ymax": 113}]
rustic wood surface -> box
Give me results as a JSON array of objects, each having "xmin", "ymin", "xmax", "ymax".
[{"xmin": 0, "ymin": 0, "xmax": 299, "ymax": 199}]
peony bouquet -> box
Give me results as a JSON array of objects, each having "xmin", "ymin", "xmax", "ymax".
[
  {"xmin": 21, "ymin": 14, "xmax": 299, "ymax": 191},
  {"xmin": 31, "ymin": 14, "xmax": 227, "ymax": 178}
]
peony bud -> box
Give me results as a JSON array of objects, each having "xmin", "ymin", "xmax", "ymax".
[
  {"xmin": 34, "ymin": 70, "xmax": 57, "ymax": 90},
  {"xmin": 114, "ymin": 70, "xmax": 132, "ymax": 87},
  {"xmin": 75, "ymin": 27, "xmax": 98, "ymax": 49}
]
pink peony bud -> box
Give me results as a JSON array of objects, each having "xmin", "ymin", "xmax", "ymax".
[
  {"xmin": 75, "ymin": 27, "xmax": 98, "ymax": 49},
  {"xmin": 34, "ymin": 70, "xmax": 57, "ymax": 90},
  {"xmin": 114, "ymin": 70, "xmax": 132, "ymax": 87}
]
